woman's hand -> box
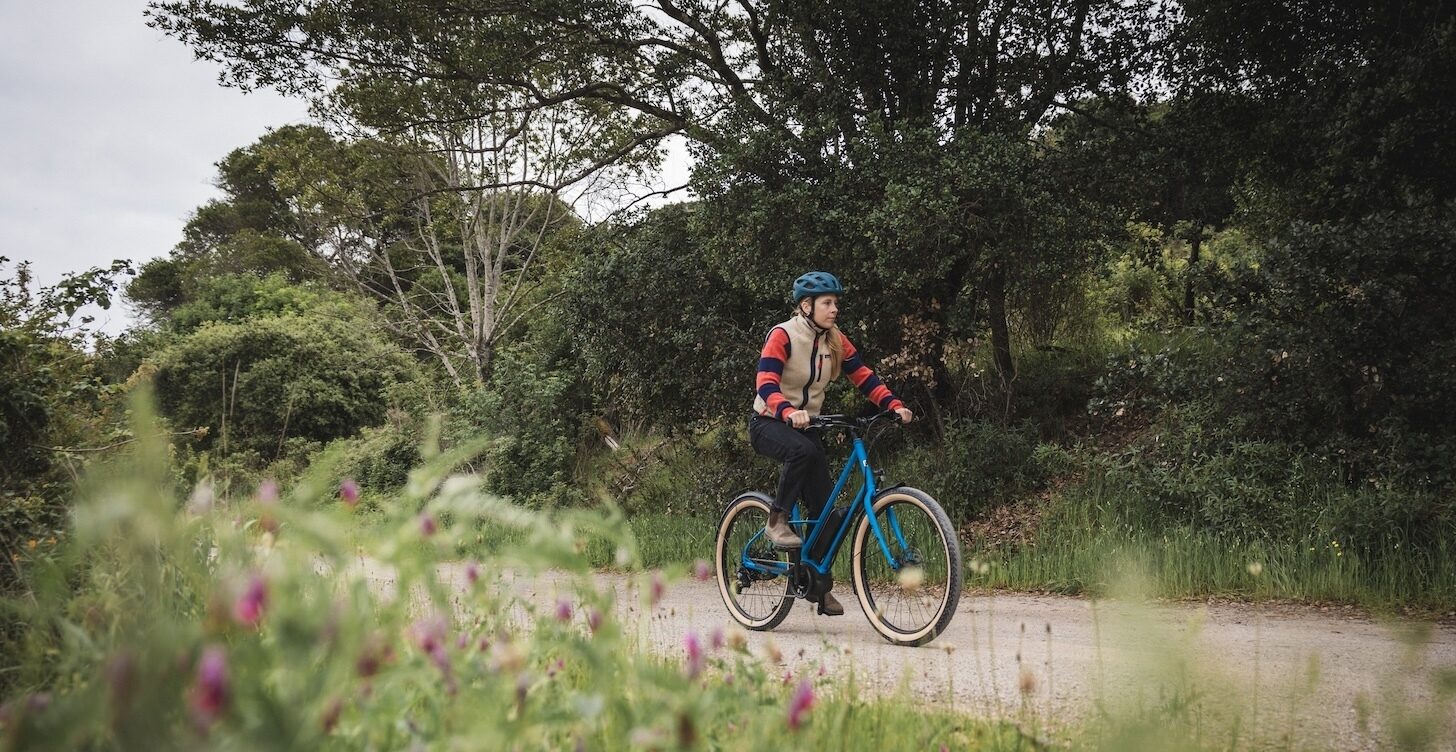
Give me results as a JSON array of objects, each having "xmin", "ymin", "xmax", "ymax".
[
  {"xmin": 895, "ymin": 407, "xmax": 914, "ymax": 424},
  {"xmin": 788, "ymin": 410, "xmax": 810, "ymax": 429}
]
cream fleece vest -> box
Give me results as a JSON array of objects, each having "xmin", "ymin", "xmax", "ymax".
[{"xmin": 753, "ymin": 315, "xmax": 837, "ymax": 417}]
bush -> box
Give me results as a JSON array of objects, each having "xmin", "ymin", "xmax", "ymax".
[
  {"xmin": 615, "ymin": 425, "xmax": 770, "ymax": 518},
  {"xmin": 153, "ymin": 303, "xmax": 420, "ymax": 459},
  {"xmin": 884, "ymin": 419, "xmax": 1047, "ymax": 522},
  {"xmin": 448, "ymin": 342, "xmax": 592, "ymax": 507}
]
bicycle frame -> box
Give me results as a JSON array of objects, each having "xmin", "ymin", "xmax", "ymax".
[{"xmin": 741, "ymin": 430, "xmax": 910, "ymax": 579}]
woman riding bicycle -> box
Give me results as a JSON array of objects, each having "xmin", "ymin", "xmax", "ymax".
[{"xmin": 749, "ymin": 271, "xmax": 914, "ymax": 616}]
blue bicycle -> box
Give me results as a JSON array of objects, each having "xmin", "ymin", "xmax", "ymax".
[{"xmin": 714, "ymin": 411, "xmax": 963, "ymax": 647}]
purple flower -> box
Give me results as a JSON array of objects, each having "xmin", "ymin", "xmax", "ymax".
[
  {"xmin": 465, "ymin": 561, "xmax": 480, "ymax": 586},
  {"xmin": 692, "ymin": 559, "xmax": 712, "ymax": 581},
  {"xmin": 710, "ymin": 627, "xmax": 725, "ymax": 651},
  {"xmin": 650, "ymin": 571, "xmax": 665, "ymax": 607},
  {"xmin": 587, "ymin": 608, "xmax": 605, "ymax": 634},
  {"xmin": 787, "ymin": 679, "xmax": 815, "ymax": 731},
  {"xmin": 256, "ymin": 479, "xmax": 279, "ymax": 504},
  {"xmin": 419, "ymin": 513, "xmax": 438, "ymax": 537},
  {"xmin": 554, "ymin": 597, "xmax": 573, "ymax": 623},
  {"xmin": 409, "ymin": 614, "xmax": 449, "ymax": 656},
  {"xmin": 321, "ymin": 697, "xmax": 343, "ymax": 733},
  {"xmin": 339, "ymin": 479, "xmax": 360, "ymax": 508},
  {"xmin": 683, "ymin": 632, "xmax": 704, "ymax": 680},
  {"xmin": 232, "ymin": 574, "xmax": 268, "ymax": 628},
  {"xmin": 189, "ymin": 647, "xmax": 229, "ymax": 730}
]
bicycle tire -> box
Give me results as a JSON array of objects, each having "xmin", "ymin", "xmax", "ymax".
[
  {"xmin": 850, "ymin": 487, "xmax": 963, "ymax": 647},
  {"xmin": 714, "ymin": 492, "xmax": 795, "ymax": 631}
]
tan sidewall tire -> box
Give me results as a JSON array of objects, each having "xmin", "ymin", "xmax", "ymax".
[
  {"xmin": 851, "ymin": 489, "xmax": 961, "ymax": 646},
  {"xmin": 715, "ymin": 494, "xmax": 794, "ymax": 630}
]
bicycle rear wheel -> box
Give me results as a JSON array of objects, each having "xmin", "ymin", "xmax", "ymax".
[
  {"xmin": 850, "ymin": 488, "xmax": 962, "ymax": 646},
  {"xmin": 714, "ymin": 493, "xmax": 794, "ymax": 630}
]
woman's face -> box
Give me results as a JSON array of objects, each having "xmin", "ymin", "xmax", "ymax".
[{"xmin": 801, "ymin": 294, "xmax": 839, "ymax": 329}]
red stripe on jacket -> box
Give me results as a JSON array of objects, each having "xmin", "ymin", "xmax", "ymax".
[{"xmin": 755, "ymin": 327, "xmax": 795, "ymax": 419}]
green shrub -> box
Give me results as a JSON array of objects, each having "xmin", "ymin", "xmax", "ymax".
[
  {"xmin": 448, "ymin": 343, "xmax": 591, "ymax": 506},
  {"xmin": 884, "ymin": 419, "xmax": 1047, "ymax": 522},
  {"xmin": 152, "ymin": 304, "xmax": 420, "ymax": 459}
]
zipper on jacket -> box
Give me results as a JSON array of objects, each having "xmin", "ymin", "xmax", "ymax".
[{"xmin": 802, "ymin": 332, "xmax": 819, "ymax": 409}]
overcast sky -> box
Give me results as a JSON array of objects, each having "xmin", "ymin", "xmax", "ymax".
[{"xmin": 0, "ymin": 0, "xmax": 310, "ymax": 333}]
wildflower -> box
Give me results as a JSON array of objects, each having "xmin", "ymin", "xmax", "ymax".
[
  {"xmin": 232, "ymin": 574, "xmax": 268, "ymax": 628},
  {"xmin": 587, "ymin": 607, "xmax": 605, "ymax": 634},
  {"xmin": 189, "ymin": 647, "xmax": 230, "ymax": 730},
  {"xmin": 515, "ymin": 672, "xmax": 532, "ymax": 708},
  {"xmin": 105, "ymin": 651, "xmax": 137, "ymax": 709},
  {"xmin": 409, "ymin": 613, "xmax": 449, "ymax": 658},
  {"xmin": 321, "ymin": 697, "xmax": 343, "ymax": 733},
  {"xmin": 464, "ymin": 561, "xmax": 480, "ymax": 586},
  {"xmin": 710, "ymin": 626, "xmax": 725, "ymax": 651},
  {"xmin": 26, "ymin": 539, "xmax": 36, "ymax": 551},
  {"xmin": 764, "ymin": 637, "xmax": 783, "ymax": 664},
  {"xmin": 355, "ymin": 635, "xmax": 387, "ymax": 679},
  {"xmin": 725, "ymin": 627, "xmax": 748, "ymax": 652},
  {"xmin": 554, "ymin": 597, "xmax": 573, "ymax": 623},
  {"xmin": 1018, "ymin": 667, "xmax": 1038, "ymax": 696},
  {"xmin": 547, "ymin": 658, "xmax": 566, "ymax": 678},
  {"xmin": 1246, "ymin": 561, "xmax": 1264, "ymax": 577},
  {"xmin": 897, "ymin": 566, "xmax": 925, "ymax": 591},
  {"xmin": 650, "ymin": 571, "xmax": 666, "ymax": 607},
  {"xmin": 419, "ymin": 513, "xmax": 438, "ymax": 537},
  {"xmin": 257, "ymin": 479, "xmax": 279, "ymax": 504},
  {"xmin": 188, "ymin": 483, "xmax": 215, "ymax": 514},
  {"xmin": 692, "ymin": 559, "xmax": 712, "ymax": 581},
  {"xmin": 491, "ymin": 639, "xmax": 526, "ymax": 673},
  {"xmin": 684, "ymin": 632, "xmax": 704, "ymax": 679},
  {"xmin": 339, "ymin": 479, "xmax": 360, "ymax": 508},
  {"xmin": 787, "ymin": 679, "xmax": 815, "ymax": 731}
]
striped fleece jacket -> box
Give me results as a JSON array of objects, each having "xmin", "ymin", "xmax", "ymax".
[{"xmin": 753, "ymin": 315, "xmax": 905, "ymax": 421}]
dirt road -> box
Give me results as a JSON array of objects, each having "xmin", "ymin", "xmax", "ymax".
[{"xmin": 363, "ymin": 562, "xmax": 1456, "ymax": 750}]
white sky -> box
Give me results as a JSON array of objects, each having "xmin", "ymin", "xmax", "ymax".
[
  {"xmin": 0, "ymin": 1, "xmax": 691, "ymax": 336},
  {"xmin": 0, "ymin": 0, "xmax": 310, "ymax": 334}
]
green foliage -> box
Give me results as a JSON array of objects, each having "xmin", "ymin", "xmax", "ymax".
[
  {"xmin": 885, "ymin": 420, "xmax": 1048, "ymax": 522},
  {"xmin": 1221, "ymin": 208, "xmax": 1456, "ymax": 488},
  {"xmin": 4, "ymin": 395, "xmax": 1027, "ymax": 750},
  {"xmin": 612, "ymin": 426, "xmax": 770, "ymax": 519},
  {"xmin": 450, "ymin": 345, "xmax": 588, "ymax": 506},
  {"xmin": 0, "ymin": 258, "xmax": 134, "ymax": 559},
  {"xmin": 152, "ymin": 295, "xmax": 420, "ymax": 459},
  {"xmin": 565, "ymin": 205, "xmax": 765, "ymax": 429}
]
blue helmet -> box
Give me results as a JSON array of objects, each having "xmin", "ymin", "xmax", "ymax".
[{"xmin": 792, "ymin": 271, "xmax": 844, "ymax": 303}]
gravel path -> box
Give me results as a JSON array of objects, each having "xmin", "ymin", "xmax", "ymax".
[{"xmin": 357, "ymin": 561, "xmax": 1456, "ymax": 750}]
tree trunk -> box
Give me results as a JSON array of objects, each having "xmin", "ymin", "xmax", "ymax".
[
  {"xmin": 987, "ymin": 263, "xmax": 1015, "ymax": 388},
  {"xmin": 1183, "ymin": 229, "xmax": 1202, "ymax": 325}
]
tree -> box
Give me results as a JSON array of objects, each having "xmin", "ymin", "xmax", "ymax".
[{"xmin": 149, "ymin": 0, "xmax": 1174, "ymax": 403}]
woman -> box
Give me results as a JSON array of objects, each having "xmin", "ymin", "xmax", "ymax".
[{"xmin": 749, "ymin": 271, "xmax": 913, "ymax": 616}]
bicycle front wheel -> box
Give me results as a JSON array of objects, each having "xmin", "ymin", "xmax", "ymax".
[
  {"xmin": 714, "ymin": 493, "xmax": 794, "ymax": 630},
  {"xmin": 850, "ymin": 487, "xmax": 963, "ymax": 647}
]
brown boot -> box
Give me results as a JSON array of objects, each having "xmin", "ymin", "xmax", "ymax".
[
  {"xmin": 764, "ymin": 510, "xmax": 802, "ymax": 549},
  {"xmin": 818, "ymin": 590, "xmax": 845, "ymax": 616}
]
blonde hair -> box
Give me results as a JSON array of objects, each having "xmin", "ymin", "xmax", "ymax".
[{"xmin": 797, "ymin": 298, "xmax": 844, "ymax": 380}]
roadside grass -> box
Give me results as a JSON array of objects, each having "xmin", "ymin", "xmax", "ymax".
[
  {"xmin": 480, "ymin": 507, "xmax": 1456, "ymax": 613},
  {"xmin": 969, "ymin": 479, "xmax": 1456, "ymax": 613}
]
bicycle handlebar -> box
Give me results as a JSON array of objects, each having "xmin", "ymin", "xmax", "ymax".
[{"xmin": 806, "ymin": 410, "xmax": 905, "ymax": 431}]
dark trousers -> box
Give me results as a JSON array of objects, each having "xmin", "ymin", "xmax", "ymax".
[{"xmin": 748, "ymin": 414, "xmax": 832, "ymax": 516}]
